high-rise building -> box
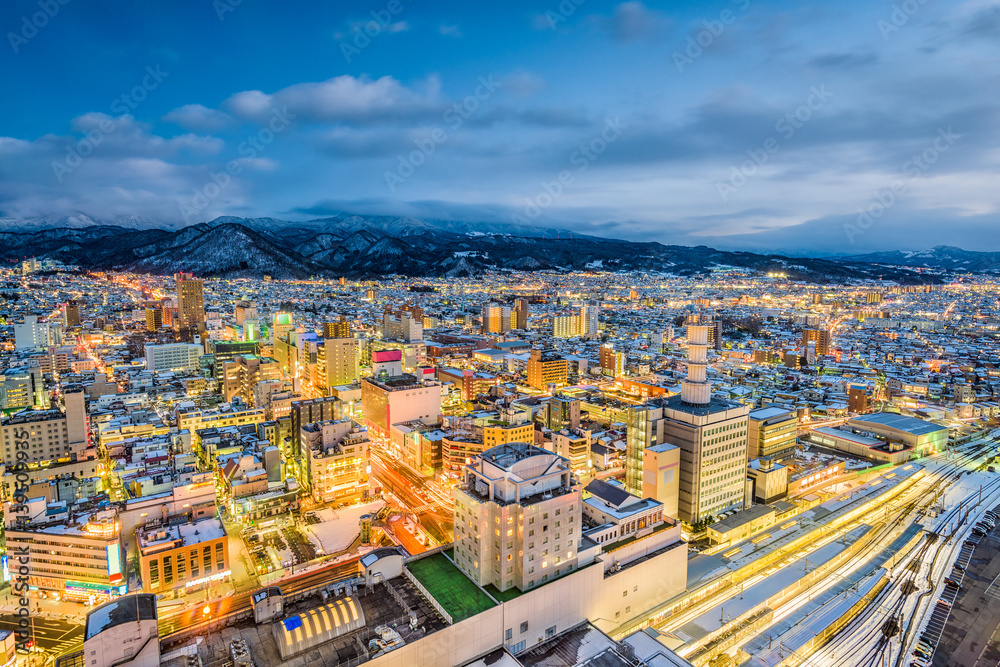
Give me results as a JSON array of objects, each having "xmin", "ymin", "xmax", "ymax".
[
  {"xmin": 848, "ymin": 384, "xmax": 872, "ymax": 413},
  {"xmin": 14, "ymin": 315, "xmax": 50, "ymax": 350},
  {"xmin": 546, "ymin": 395, "xmax": 581, "ymax": 431},
  {"xmin": 323, "ymin": 320, "xmax": 351, "ymax": 339},
  {"xmin": 300, "ymin": 419, "xmax": 370, "ymax": 504},
  {"xmin": 453, "ymin": 443, "xmax": 580, "ymax": 593},
  {"xmin": 527, "ymin": 348, "xmax": 568, "ymax": 391},
  {"xmin": 1, "ymin": 388, "xmax": 89, "ymax": 466},
  {"xmin": 599, "ymin": 344, "xmax": 625, "ymax": 377},
  {"xmin": 145, "ymin": 305, "xmax": 163, "ymax": 332},
  {"xmin": 360, "ymin": 350, "xmax": 441, "ymax": 441},
  {"xmin": 64, "ymin": 300, "xmax": 81, "ymax": 327},
  {"xmin": 272, "ymin": 312, "xmax": 294, "ymax": 344},
  {"xmin": 320, "ymin": 338, "xmax": 360, "ymax": 389},
  {"xmin": 580, "ymin": 304, "xmax": 600, "ymax": 339},
  {"xmin": 747, "ymin": 407, "xmax": 798, "ymax": 460},
  {"xmin": 174, "ymin": 272, "xmax": 206, "ymax": 328},
  {"xmin": 513, "ymin": 299, "xmax": 529, "ymax": 330},
  {"xmin": 625, "ymin": 319, "xmax": 749, "ymax": 524},
  {"xmin": 480, "ymin": 303, "xmax": 511, "ymax": 334},
  {"xmin": 801, "ymin": 329, "xmax": 831, "ymax": 357},
  {"xmin": 382, "ymin": 312, "xmax": 422, "ymax": 342}
]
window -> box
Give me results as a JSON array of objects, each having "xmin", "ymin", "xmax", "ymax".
[
  {"xmin": 520, "ymin": 622, "xmax": 528, "ymax": 633},
  {"xmin": 546, "ymin": 626, "xmax": 557, "ymax": 638},
  {"xmin": 512, "ymin": 641, "xmax": 526, "ymax": 653},
  {"xmin": 505, "ymin": 629, "xmax": 512, "ymax": 641}
]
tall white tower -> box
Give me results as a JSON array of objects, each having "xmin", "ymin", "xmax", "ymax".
[{"xmin": 681, "ymin": 321, "xmax": 712, "ymax": 405}]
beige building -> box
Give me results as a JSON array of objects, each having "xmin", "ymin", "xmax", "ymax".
[
  {"xmin": 3, "ymin": 503, "xmax": 124, "ymax": 603},
  {"xmin": 747, "ymin": 406, "xmax": 798, "ymax": 460},
  {"xmin": 0, "ymin": 388, "xmax": 88, "ymax": 467},
  {"xmin": 319, "ymin": 338, "xmax": 360, "ymax": 391},
  {"xmin": 641, "ymin": 442, "xmax": 680, "ymax": 519},
  {"xmin": 454, "ymin": 443, "xmax": 581, "ymax": 594},
  {"xmin": 301, "ymin": 420, "xmax": 371, "ymax": 504},
  {"xmin": 221, "ymin": 354, "xmax": 281, "ymax": 405}
]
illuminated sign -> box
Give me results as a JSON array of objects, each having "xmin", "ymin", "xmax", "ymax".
[
  {"xmin": 107, "ymin": 544, "xmax": 123, "ymax": 583},
  {"xmin": 184, "ymin": 570, "xmax": 232, "ymax": 587}
]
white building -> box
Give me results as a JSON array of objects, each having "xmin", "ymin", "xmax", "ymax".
[
  {"xmin": 145, "ymin": 343, "xmax": 202, "ymax": 373},
  {"xmin": 14, "ymin": 315, "xmax": 50, "ymax": 349}
]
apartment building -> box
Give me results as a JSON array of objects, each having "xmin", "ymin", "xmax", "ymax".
[
  {"xmin": 301, "ymin": 419, "xmax": 370, "ymax": 504},
  {"xmin": 144, "ymin": 343, "xmax": 202, "ymax": 373},
  {"xmin": 137, "ymin": 518, "xmax": 229, "ymax": 593}
]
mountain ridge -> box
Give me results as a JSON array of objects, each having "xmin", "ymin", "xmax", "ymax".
[{"xmin": 0, "ymin": 214, "xmax": 980, "ymax": 283}]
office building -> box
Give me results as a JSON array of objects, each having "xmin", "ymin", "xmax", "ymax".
[
  {"xmin": 527, "ymin": 348, "xmax": 568, "ymax": 391},
  {"xmin": 0, "ymin": 388, "xmax": 89, "ymax": 466},
  {"xmin": 382, "ymin": 312, "xmax": 422, "ymax": 342},
  {"xmin": 137, "ymin": 518, "xmax": 229, "ymax": 593},
  {"xmin": 361, "ymin": 350, "xmax": 441, "ymax": 441},
  {"xmin": 514, "ymin": 299, "xmax": 529, "ymax": 330},
  {"xmin": 454, "ymin": 443, "xmax": 580, "ymax": 593},
  {"xmin": 625, "ymin": 319, "xmax": 749, "ymax": 523},
  {"xmin": 580, "ymin": 304, "xmax": 600, "ymax": 339},
  {"xmin": 234, "ymin": 300, "xmax": 258, "ymax": 325},
  {"xmin": 144, "ymin": 343, "xmax": 202, "ymax": 373},
  {"xmin": 144, "ymin": 306, "xmax": 163, "ymax": 332},
  {"xmin": 546, "ymin": 395, "xmax": 581, "ymax": 431},
  {"xmin": 14, "ymin": 315, "xmax": 49, "ymax": 350},
  {"xmin": 3, "ymin": 503, "xmax": 124, "ymax": 603},
  {"xmin": 747, "ymin": 407, "xmax": 798, "ymax": 460},
  {"xmin": 599, "ymin": 344, "xmax": 625, "ymax": 377},
  {"xmin": 0, "ymin": 366, "xmax": 47, "ymax": 411},
  {"xmin": 221, "ymin": 355, "xmax": 281, "ymax": 405},
  {"xmin": 641, "ymin": 442, "xmax": 680, "ymax": 519}
]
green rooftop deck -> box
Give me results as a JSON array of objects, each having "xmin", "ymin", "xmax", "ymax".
[{"xmin": 406, "ymin": 553, "xmax": 497, "ymax": 622}]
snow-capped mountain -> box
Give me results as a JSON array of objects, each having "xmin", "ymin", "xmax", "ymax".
[
  {"xmin": 0, "ymin": 214, "xmax": 952, "ymax": 283},
  {"xmin": 838, "ymin": 246, "xmax": 1000, "ymax": 274}
]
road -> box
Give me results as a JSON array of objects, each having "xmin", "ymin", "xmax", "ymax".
[
  {"xmin": 370, "ymin": 455, "xmax": 453, "ymax": 546},
  {"xmin": 0, "ymin": 613, "xmax": 83, "ymax": 657}
]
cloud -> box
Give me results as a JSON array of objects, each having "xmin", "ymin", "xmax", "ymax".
[
  {"xmin": 809, "ymin": 52, "xmax": 879, "ymax": 69},
  {"xmin": 163, "ymin": 104, "xmax": 234, "ymax": 131},
  {"xmin": 439, "ymin": 23, "xmax": 461, "ymax": 37},
  {"xmin": 598, "ymin": 2, "xmax": 670, "ymax": 43},
  {"xmin": 223, "ymin": 74, "xmax": 442, "ymax": 124},
  {"xmin": 502, "ymin": 71, "xmax": 546, "ymax": 98}
]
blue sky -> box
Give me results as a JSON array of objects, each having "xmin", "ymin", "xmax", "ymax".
[{"xmin": 1, "ymin": 0, "xmax": 998, "ymax": 253}]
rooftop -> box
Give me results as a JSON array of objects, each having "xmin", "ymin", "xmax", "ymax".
[
  {"xmin": 849, "ymin": 412, "xmax": 948, "ymax": 435},
  {"xmin": 405, "ymin": 552, "xmax": 496, "ymax": 622},
  {"xmin": 85, "ymin": 593, "xmax": 157, "ymax": 640}
]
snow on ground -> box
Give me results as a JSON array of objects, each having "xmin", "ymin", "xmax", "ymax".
[{"xmin": 304, "ymin": 501, "xmax": 386, "ymax": 554}]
